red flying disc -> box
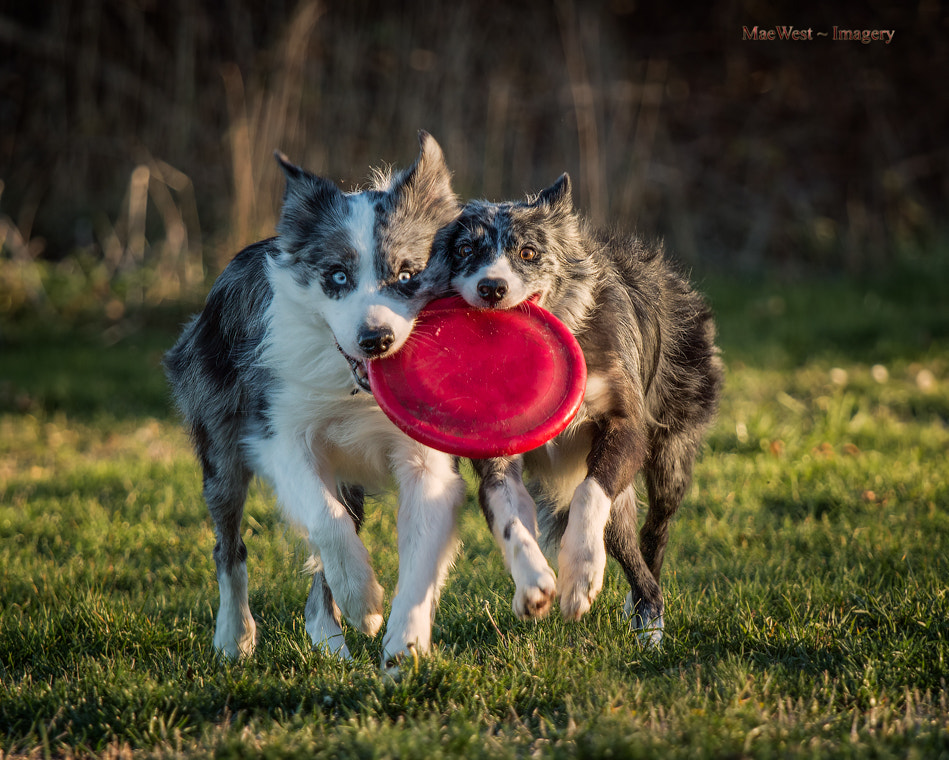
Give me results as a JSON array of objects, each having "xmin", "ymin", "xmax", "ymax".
[{"xmin": 368, "ymin": 296, "xmax": 587, "ymax": 458}]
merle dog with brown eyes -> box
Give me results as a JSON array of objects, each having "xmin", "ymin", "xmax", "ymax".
[{"xmin": 436, "ymin": 174, "xmax": 723, "ymax": 644}]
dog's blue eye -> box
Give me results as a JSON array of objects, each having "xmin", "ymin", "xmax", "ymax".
[
  {"xmin": 331, "ymin": 270, "xmax": 348, "ymax": 285},
  {"xmin": 398, "ymin": 270, "xmax": 413, "ymax": 283}
]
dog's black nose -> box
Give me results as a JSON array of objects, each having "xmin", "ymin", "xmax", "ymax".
[
  {"xmin": 357, "ymin": 327, "xmax": 395, "ymax": 356},
  {"xmin": 477, "ymin": 278, "xmax": 508, "ymax": 304}
]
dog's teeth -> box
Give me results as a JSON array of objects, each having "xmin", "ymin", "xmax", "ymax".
[
  {"xmin": 335, "ymin": 342, "xmax": 373, "ymax": 392},
  {"xmin": 353, "ymin": 360, "xmax": 372, "ymax": 393}
]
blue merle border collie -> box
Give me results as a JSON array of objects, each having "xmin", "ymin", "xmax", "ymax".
[
  {"xmin": 437, "ymin": 174, "xmax": 724, "ymax": 644},
  {"xmin": 164, "ymin": 132, "xmax": 464, "ymax": 673}
]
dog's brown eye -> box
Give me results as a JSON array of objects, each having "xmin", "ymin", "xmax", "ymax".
[
  {"xmin": 519, "ymin": 247, "xmax": 537, "ymax": 261},
  {"xmin": 457, "ymin": 243, "xmax": 473, "ymax": 258}
]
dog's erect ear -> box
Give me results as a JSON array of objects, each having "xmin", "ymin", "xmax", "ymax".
[
  {"xmin": 274, "ymin": 151, "xmax": 306, "ymax": 182},
  {"xmin": 534, "ymin": 173, "xmax": 573, "ymax": 214},
  {"xmin": 273, "ymin": 151, "xmax": 346, "ymax": 250},
  {"xmin": 274, "ymin": 150, "xmax": 344, "ymax": 221},
  {"xmin": 393, "ymin": 131, "xmax": 458, "ymax": 220}
]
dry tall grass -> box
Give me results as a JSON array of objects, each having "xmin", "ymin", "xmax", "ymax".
[{"xmin": 0, "ymin": 0, "xmax": 945, "ymax": 314}]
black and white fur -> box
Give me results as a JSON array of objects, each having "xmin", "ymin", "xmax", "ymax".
[
  {"xmin": 164, "ymin": 132, "xmax": 465, "ymax": 671},
  {"xmin": 437, "ymin": 174, "xmax": 723, "ymax": 642}
]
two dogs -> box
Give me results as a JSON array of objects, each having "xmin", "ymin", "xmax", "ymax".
[{"xmin": 165, "ymin": 132, "xmax": 722, "ymax": 669}]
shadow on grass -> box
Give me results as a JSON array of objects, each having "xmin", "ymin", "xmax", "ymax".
[
  {"xmin": 0, "ymin": 306, "xmax": 188, "ymax": 420},
  {"xmin": 704, "ymin": 254, "xmax": 949, "ymax": 368}
]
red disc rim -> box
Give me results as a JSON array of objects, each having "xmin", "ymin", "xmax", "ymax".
[{"xmin": 368, "ymin": 296, "xmax": 587, "ymax": 458}]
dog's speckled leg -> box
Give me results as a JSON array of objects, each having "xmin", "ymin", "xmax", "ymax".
[{"xmin": 476, "ymin": 458, "xmax": 557, "ymax": 619}]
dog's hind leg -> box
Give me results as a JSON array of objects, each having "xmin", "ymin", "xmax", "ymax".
[
  {"xmin": 618, "ymin": 423, "xmax": 710, "ymax": 645},
  {"xmin": 382, "ymin": 448, "xmax": 466, "ymax": 675},
  {"xmin": 631, "ymin": 302, "xmax": 721, "ymax": 641},
  {"xmin": 305, "ymin": 571, "xmax": 348, "ymax": 658},
  {"xmin": 474, "ymin": 457, "xmax": 557, "ymax": 620},
  {"xmin": 606, "ymin": 486, "xmax": 665, "ymax": 645},
  {"xmin": 197, "ymin": 423, "xmax": 257, "ymax": 659},
  {"xmin": 641, "ymin": 429, "xmax": 702, "ymax": 578},
  {"xmin": 304, "ymin": 483, "xmax": 364, "ymax": 659}
]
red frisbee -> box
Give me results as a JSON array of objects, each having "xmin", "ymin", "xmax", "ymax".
[{"xmin": 368, "ymin": 296, "xmax": 587, "ymax": 458}]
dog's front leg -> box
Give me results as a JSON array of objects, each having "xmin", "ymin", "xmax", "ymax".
[
  {"xmin": 474, "ymin": 457, "xmax": 557, "ymax": 620},
  {"xmin": 558, "ymin": 419, "xmax": 646, "ymax": 621},
  {"xmin": 261, "ymin": 436, "xmax": 384, "ymax": 646},
  {"xmin": 382, "ymin": 448, "xmax": 465, "ymax": 675},
  {"xmin": 558, "ymin": 479, "xmax": 613, "ymax": 620},
  {"xmin": 203, "ymin": 463, "xmax": 257, "ymax": 660},
  {"xmin": 302, "ymin": 483, "xmax": 365, "ymax": 659}
]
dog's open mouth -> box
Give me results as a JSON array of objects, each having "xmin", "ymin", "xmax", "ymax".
[
  {"xmin": 488, "ymin": 293, "xmax": 543, "ymax": 310},
  {"xmin": 336, "ymin": 344, "xmax": 372, "ymax": 394}
]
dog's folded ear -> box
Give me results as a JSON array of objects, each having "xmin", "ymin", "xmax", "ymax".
[
  {"xmin": 391, "ymin": 131, "xmax": 459, "ymax": 223},
  {"xmin": 534, "ymin": 173, "xmax": 574, "ymax": 214}
]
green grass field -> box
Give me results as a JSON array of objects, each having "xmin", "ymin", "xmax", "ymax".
[{"xmin": 1, "ymin": 261, "xmax": 948, "ymax": 758}]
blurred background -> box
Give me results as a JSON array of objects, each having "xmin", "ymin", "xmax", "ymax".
[{"xmin": 1, "ymin": 0, "xmax": 947, "ymax": 319}]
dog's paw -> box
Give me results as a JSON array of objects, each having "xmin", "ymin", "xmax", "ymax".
[
  {"xmin": 557, "ymin": 537, "xmax": 606, "ymax": 621},
  {"xmin": 558, "ymin": 563, "xmax": 604, "ymax": 621},
  {"xmin": 633, "ymin": 616, "xmax": 664, "ymax": 647},
  {"xmin": 312, "ymin": 632, "xmax": 352, "ymax": 660},
  {"xmin": 380, "ymin": 602, "xmax": 432, "ymax": 677},
  {"xmin": 213, "ymin": 635, "xmax": 256, "ymax": 660},
  {"xmin": 324, "ymin": 559, "xmax": 385, "ymax": 637},
  {"xmin": 623, "ymin": 593, "xmax": 664, "ymax": 646},
  {"xmin": 213, "ymin": 609, "xmax": 257, "ymax": 659},
  {"xmin": 509, "ymin": 532, "xmax": 558, "ymax": 620},
  {"xmin": 346, "ymin": 588, "xmax": 384, "ymax": 638},
  {"xmin": 513, "ymin": 565, "xmax": 558, "ymax": 620},
  {"xmin": 381, "ymin": 642, "xmax": 420, "ymax": 679},
  {"xmin": 306, "ymin": 605, "xmax": 353, "ymax": 660}
]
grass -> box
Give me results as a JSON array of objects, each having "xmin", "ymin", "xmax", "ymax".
[{"xmin": 1, "ymin": 262, "xmax": 948, "ymax": 758}]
